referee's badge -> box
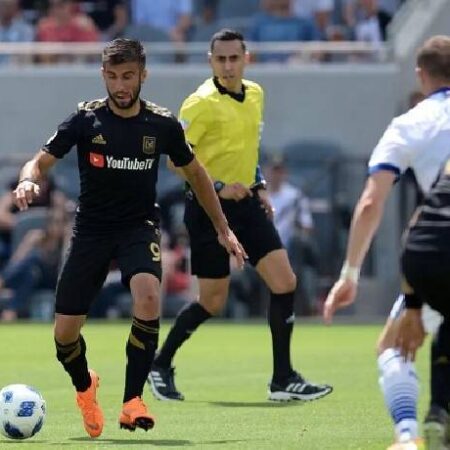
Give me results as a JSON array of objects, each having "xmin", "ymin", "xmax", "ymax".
[{"xmin": 142, "ymin": 136, "xmax": 156, "ymax": 155}]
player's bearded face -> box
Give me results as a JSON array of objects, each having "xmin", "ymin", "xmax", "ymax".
[
  {"xmin": 107, "ymin": 79, "xmax": 141, "ymax": 110},
  {"xmin": 103, "ymin": 62, "xmax": 145, "ymax": 110}
]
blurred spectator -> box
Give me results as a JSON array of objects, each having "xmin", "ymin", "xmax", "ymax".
[
  {"xmin": 160, "ymin": 230, "xmax": 192, "ymax": 317},
  {"xmin": 84, "ymin": 0, "xmax": 129, "ymax": 41},
  {"xmin": 265, "ymin": 154, "xmax": 319, "ymax": 315},
  {"xmin": 344, "ymin": 0, "xmax": 383, "ymax": 42},
  {"xmin": 323, "ymin": 24, "xmax": 351, "ymax": 62},
  {"xmin": 157, "ymin": 185, "xmax": 185, "ymax": 246},
  {"xmin": 0, "ymin": 0, "xmax": 34, "ymax": 63},
  {"xmin": 0, "ymin": 173, "xmax": 66, "ymax": 266},
  {"xmin": 36, "ymin": 0, "xmax": 100, "ymax": 63},
  {"xmin": 376, "ymin": 0, "xmax": 402, "ymax": 36},
  {"xmin": 248, "ymin": 0, "xmax": 318, "ymax": 63},
  {"xmin": 0, "ymin": 208, "xmax": 70, "ymax": 321},
  {"xmin": 193, "ymin": 0, "xmax": 218, "ymax": 24},
  {"xmin": 293, "ymin": 0, "xmax": 333, "ymax": 39},
  {"xmin": 131, "ymin": 0, "xmax": 192, "ymax": 43}
]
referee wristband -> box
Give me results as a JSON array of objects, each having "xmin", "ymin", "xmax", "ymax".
[{"xmin": 339, "ymin": 261, "xmax": 360, "ymax": 283}]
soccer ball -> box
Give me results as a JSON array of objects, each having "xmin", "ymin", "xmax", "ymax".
[{"xmin": 0, "ymin": 384, "xmax": 46, "ymax": 440}]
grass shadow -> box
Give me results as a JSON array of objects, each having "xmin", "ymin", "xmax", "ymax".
[
  {"xmin": 68, "ymin": 437, "xmax": 192, "ymax": 446},
  {"xmin": 209, "ymin": 400, "xmax": 303, "ymax": 408}
]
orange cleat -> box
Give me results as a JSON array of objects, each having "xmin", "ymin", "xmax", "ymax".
[
  {"xmin": 119, "ymin": 397, "xmax": 155, "ymax": 432},
  {"xmin": 76, "ymin": 369, "xmax": 104, "ymax": 438}
]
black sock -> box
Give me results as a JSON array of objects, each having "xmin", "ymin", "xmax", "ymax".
[
  {"xmin": 123, "ymin": 316, "xmax": 159, "ymax": 403},
  {"xmin": 431, "ymin": 320, "xmax": 450, "ymax": 413},
  {"xmin": 55, "ymin": 335, "xmax": 91, "ymax": 392},
  {"xmin": 269, "ymin": 291, "xmax": 295, "ymax": 383},
  {"xmin": 155, "ymin": 302, "xmax": 211, "ymax": 368}
]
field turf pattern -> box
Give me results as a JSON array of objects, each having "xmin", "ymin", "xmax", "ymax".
[{"xmin": 0, "ymin": 322, "xmax": 430, "ymax": 449}]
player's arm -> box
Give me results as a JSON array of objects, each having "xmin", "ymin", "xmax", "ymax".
[
  {"xmin": 179, "ymin": 157, "xmax": 247, "ymax": 267},
  {"xmin": 14, "ymin": 150, "xmax": 58, "ymax": 211},
  {"xmin": 323, "ymin": 170, "xmax": 396, "ymax": 323}
]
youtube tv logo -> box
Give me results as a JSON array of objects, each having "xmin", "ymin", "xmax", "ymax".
[{"xmin": 89, "ymin": 152, "xmax": 105, "ymax": 168}]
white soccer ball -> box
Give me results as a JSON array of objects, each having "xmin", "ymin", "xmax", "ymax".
[{"xmin": 0, "ymin": 384, "xmax": 46, "ymax": 440}]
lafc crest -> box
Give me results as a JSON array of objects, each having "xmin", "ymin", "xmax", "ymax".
[{"xmin": 143, "ymin": 136, "xmax": 156, "ymax": 155}]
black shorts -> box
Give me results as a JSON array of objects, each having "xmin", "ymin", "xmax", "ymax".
[
  {"xmin": 55, "ymin": 222, "xmax": 161, "ymax": 315},
  {"xmin": 401, "ymin": 249, "xmax": 450, "ymax": 318},
  {"xmin": 184, "ymin": 194, "xmax": 283, "ymax": 279}
]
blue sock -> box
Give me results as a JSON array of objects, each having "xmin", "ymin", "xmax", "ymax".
[{"xmin": 378, "ymin": 348, "xmax": 419, "ymax": 441}]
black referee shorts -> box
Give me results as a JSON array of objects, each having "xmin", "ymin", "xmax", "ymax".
[
  {"xmin": 402, "ymin": 249, "xmax": 450, "ymax": 318},
  {"xmin": 184, "ymin": 194, "xmax": 283, "ymax": 279},
  {"xmin": 55, "ymin": 221, "xmax": 162, "ymax": 315}
]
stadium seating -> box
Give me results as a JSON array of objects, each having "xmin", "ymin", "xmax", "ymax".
[
  {"xmin": 216, "ymin": 0, "xmax": 260, "ymax": 20},
  {"xmin": 123, "ymin": 24, "xmax": 174, "ymax": 63},
  {"xmin": 281, "ymin": 139, "xmax": 344, "ymax": 275},
  {"xmin": 11, "ymin": 207, "xmax": 49, "ymax": 254}
]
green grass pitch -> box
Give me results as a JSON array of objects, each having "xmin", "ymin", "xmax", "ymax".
[{"xmin": 0, "ymin": 322, "xmax": 430, "ymax": 449}]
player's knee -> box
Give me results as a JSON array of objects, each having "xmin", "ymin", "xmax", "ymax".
[
  {"xmin": 135, "ymin": 291, "xmax": 159, "ymax": 309},
  {"xmin": 54, "ymin": 324, "xmax": 79, "ymax": 345},
  {"xmin": 270, "ymin": 272, "xmax": 297, "ymax": 294},
  {"xmin": 200, "ymin": 294, "xmax": 226, "ymax": 316}
]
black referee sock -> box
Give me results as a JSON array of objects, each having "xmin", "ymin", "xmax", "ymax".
[
  {"xmin": 269, "ymin": 291, "xmax": 295, "ymax": 384},
  {"xmin": 55, "ymin": 334, "xmax": 91, "ymax": 392},
  {"xmin": 123, "ymin": 316, "xmax": 159, "ymax": 403},
  {"xmin": 155, "ymin": 302, "xmax": 212, "ymax": 369},
  {"xmin": 431, "ymin": 320, "xmax": 450, "ymax": 412}
]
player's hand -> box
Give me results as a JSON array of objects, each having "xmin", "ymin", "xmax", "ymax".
[
  {"xmin": 13, "ymin": 180, "xmax": 40, "ymax": 211},
  {"xmin": 217, "ymin": 227, "xmax": 248, "ymax": 269},
  {"xmin": 256, "ymin": 189, "xmax": 274, "ymax": 220},
  {"xmin": 218, "ymin": 183, "xmax": 253, "ymax": 201},
  {"xmin": 395, "ymin": 308, "xmax": 425, "ymax": 362},
  {"xmin": 323, "ymin": 278, "xmax": 358, "ymax": 324}
]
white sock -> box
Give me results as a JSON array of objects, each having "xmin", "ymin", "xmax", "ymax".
[{"xmin": 378, "ymin": 348, "xmax": 419, "ymax": 441}]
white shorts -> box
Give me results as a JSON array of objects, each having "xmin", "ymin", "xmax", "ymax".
[{"xmin": 388, "ymin": 294, "xmax": 442, "ymax": 334}]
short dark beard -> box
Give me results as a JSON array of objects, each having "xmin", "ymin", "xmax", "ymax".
[{"xmin": 107, "ymin": 77, "xmax": 142, "ymax": 110}]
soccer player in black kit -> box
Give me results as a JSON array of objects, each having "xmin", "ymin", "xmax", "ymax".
[
  {"xmin": 12, "ymin": 38, "xmax": 245, "ymax": 438},
  {"xmin": 397, "ymin": 158, "xmax": 450, "ymax": 449}
]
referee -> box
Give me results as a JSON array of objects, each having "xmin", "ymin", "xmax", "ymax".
[
  {"xmin": 149, "ymin": 29, "xmax": 332, "ymax": 402},
  {"xmin": 398, "ymin": 158, "xmax": 450, "ymax": 449},
  {"xmin": 13, "ymin": 38, "xmax": 244, "ymax": 437}
]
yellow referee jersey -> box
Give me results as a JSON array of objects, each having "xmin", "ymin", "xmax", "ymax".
[{"xmin": 179, "ymin": 77, "xmax": 264, "ymax": 186}]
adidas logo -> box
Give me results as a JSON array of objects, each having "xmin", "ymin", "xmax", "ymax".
[{"xmin": 92, "ymin": 134, "xmax": 107, "ymax": 145}]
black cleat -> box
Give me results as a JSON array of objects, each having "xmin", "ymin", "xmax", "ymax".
[
  {"xmin": 268, "ymin": 371, "xmax": 333, "ymax": 402},
  {"xmin": 148, "ymin": 364, "xmax": 185, "ymax": 401},
  {"xmin": 423, "ymin": 405, "xmax": 450, "ymax": 450}
]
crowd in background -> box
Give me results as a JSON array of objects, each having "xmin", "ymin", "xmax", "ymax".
[{"xmin": 0, "ymin": 0, "xmax": 406, "ymax": 64}]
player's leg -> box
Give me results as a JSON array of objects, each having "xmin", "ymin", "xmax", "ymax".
[
  {"xmin": 381, "ymin": 295, "xmax": 444, "ymax": 450},
  {"xmin": 423, "ymin": 319, "xmax": 450, "ymax": 450},
  {"xmin": 256, "ymin": 248, "xmax": 332, "ymax": 401},
  {"xmin": 378, "ymin": 296, "xmax": 421, "ymax": 447},
  {"xmin": 242, "ymin": 195, "xmax": 331, "ymax": 400},
  {"xmin": 117, "ymin": 222, "xmax": 163, "ymax": 430},
  {"xmin": 54, "ymin": 234, "xmax": 112, "ymax": 438},
  {"xmin": 149, "ymin": 197, "xmax": 230, "ymax": 401}
]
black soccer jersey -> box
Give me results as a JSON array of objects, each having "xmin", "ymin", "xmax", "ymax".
[
  {"xmin": 43, "ymin": 98, "xmax": 194, "ymax": 234},
  {"xmin": 405, "ymin": 158, "xmax": 450, "ymax": 253}
]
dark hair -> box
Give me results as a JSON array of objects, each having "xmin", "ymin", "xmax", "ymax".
[
  {"xmin": 210, "ymin": 28, "xmax": 246, "ymax": 53},
  {"xmin": 102, "ymin": 38, "xmax": 146, "ymax": 68},
  {"xmin": 416, "ymin": 35, "xmax": 450, "ymax": 80}
]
